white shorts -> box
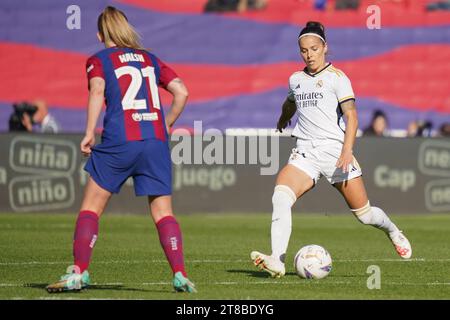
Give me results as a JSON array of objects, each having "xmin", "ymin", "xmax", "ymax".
[{"xmin": 287, "ymin": 140, "xmax": 362, "ymax": 185}]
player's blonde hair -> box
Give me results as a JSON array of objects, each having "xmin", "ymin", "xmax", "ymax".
[{"xmin": 97, "ymin": 6, "xmax": 144, "ymax": 50}]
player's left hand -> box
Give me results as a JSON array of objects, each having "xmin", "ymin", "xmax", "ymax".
[{"xmin": 336, "ymin": 149, "xmax": 354, "ymax": 173}]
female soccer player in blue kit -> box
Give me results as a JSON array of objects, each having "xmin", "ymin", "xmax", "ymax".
[
  {"xmin": 46, "ymin": 6, "xmax": 196, "ymax": 293},
  {"xmin": 251, "ymin": 21, "xmax": 412, "ymax": 278}
]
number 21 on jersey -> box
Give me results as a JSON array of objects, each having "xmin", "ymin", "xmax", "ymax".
[{"xmin": 114, "ymin": 65, "xmax": 160, "ymax": 111}]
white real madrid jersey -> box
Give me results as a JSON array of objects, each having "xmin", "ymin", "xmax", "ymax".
[{"xmin": 288, "ymin": 63, "xmax": 355, "ymax": 144}]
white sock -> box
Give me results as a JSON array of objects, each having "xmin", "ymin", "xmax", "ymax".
[
  {"xmin": 352, "ymin": 202, "xmax": 399, "ymax": 235},
  {"xmin": 271, "ymin": 185, "xmax": 296, "ymax": 263},
  {"xmin": 370, "ymin": 206, "xmax": 399, "ymax": 235}
]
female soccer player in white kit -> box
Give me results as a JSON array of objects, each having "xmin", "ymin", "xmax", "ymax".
[{"xmin": 251, "ymin": 21, "xmax": 412, "ymax": 278}]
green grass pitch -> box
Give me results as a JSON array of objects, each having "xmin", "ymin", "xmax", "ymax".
[{"xmin": 0, "ymin": 213, "xmax": 449, "ymax": 299}]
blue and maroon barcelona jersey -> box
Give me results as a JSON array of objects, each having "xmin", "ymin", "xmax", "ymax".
[{"xmin": 86, "ymin": 47, "xmax": 178, "ymax": 143}]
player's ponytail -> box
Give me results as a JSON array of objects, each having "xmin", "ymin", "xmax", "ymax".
[
  {"xmin": 298, "ymin": 21, "xmax": 326, "ymax": 43},
  {"xmin": 97, "ymin": 6, "xmax": 144, "ymax": 50}
]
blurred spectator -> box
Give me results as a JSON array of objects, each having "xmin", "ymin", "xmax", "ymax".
[
  {"xmin": 314, "ymin": 0, "xmax": 327, "ymax": 11},
  {"xmin": 33, "ymin": 100, "xmax": 60, "ymax": 133},
  {"xmin": 9, "ymin": 101, "xmax": 36, "ymax": 132},
  {"xmin": 8, "ymin": 99, "xmax": 59, "ymax": 133},
  {"xmin": 407, "ymin": 120, "xmax": 433, "ymax": 137},
  {"xmin": 363, "ymin": 109, "xmax": 389, "ymax": 137},
  {"xmin": 426, "ymin": 0, "xmax": 450, "ymax": 11},
  {"xmin": 204, "ymin": 0, "xmax": 267, "ymax": 13},
  {"xmin": 438, "ymin": 123, "xmax": 450, "ymax": 137},
  {"xmin": 406, "ymin": 120, "xmax": 419, "ymax": 137},
  {"xmin": 335, "ymin": 0, "xmax": 360, "ymax": 10}
]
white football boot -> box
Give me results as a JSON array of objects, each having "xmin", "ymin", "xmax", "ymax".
[
  {"xmin": 388, "ymin": 230, "xmax": 412, "ymax": 259},
  {"xmin": 250, "ymin": 251, "xmax": 285, "ymax": 278},
  {"xmin": 46, "ymin": 270, "xmax": 91, "ymax": 293}
]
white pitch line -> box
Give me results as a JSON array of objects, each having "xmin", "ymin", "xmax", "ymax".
[
  {"xmin": 0, "ymin": 261, "xmax": 69, "ymax": 266},
  {"xmin": 36, "ymin": 297, "xmax": 146, "ymax": 300},
  {"xmin": 0, "ymin": 283, "xmax": 19, "ymax": 287},
  {"xmin": 0, "ymin": 259, "xmax": 250, "ymax": 266},
  {"xmin": 1, "ymin": 281, "xmax": 450, "ymax": 288},
  {"xmin": 1, "ymin": 258, "xmax": 449, "ymax": 266},
  {"xmin": 334, "ymin": 258, "xmax": 429, "ymax": 262},
  {"xmin": 388, "ymin": 282, "xmax": 450, "ymax": 286}
]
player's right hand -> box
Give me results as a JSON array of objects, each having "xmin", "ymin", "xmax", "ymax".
[
  {"xmin": 276, "ymin": 118, "xmax": 291, "ymax": 133},
  {"xmin": 80, "ymin": 134, "xmax": 95, "ymax": 156}
]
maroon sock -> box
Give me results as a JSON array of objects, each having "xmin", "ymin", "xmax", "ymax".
[
  {"xmin": 156, "ymin": 216, "xmax": 187, "ymax": 277},
  {"xmin": 73, "ymin": 210, "xmax": 99, "ymax": 273}
]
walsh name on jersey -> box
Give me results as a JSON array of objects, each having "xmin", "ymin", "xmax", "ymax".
[{"xmin": 118, "ymin": 52, "xmax": 145, "ymax": 63}]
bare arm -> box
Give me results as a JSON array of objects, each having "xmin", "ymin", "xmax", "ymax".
[
  {"xmin": 81, "ymin": 77, "xmax": 105, "ymax": 156},
  {"xmin": 336, "ymin": 99, "xmax": 358, "ymax": 173},
  {"xmin": 164, "ymin": 78, "xmax": 189, "ymax": 132},
  {"xmin": 276, "ymin": 97, "xmax": 297, "ymax": 132}
]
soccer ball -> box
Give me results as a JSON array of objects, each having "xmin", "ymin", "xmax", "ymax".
[{"xmin": 294, "ymin": 244, "xmax": 332, "ymax": 279}]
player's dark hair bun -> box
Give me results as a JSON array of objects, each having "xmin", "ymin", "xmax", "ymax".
[
  {"xmin": 299, "ymin": 21, "xmax": 326, "ymax": 42},
  {"xmin": 305, "ymin": 21, "xmax": 325, "ymax": 32}
]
